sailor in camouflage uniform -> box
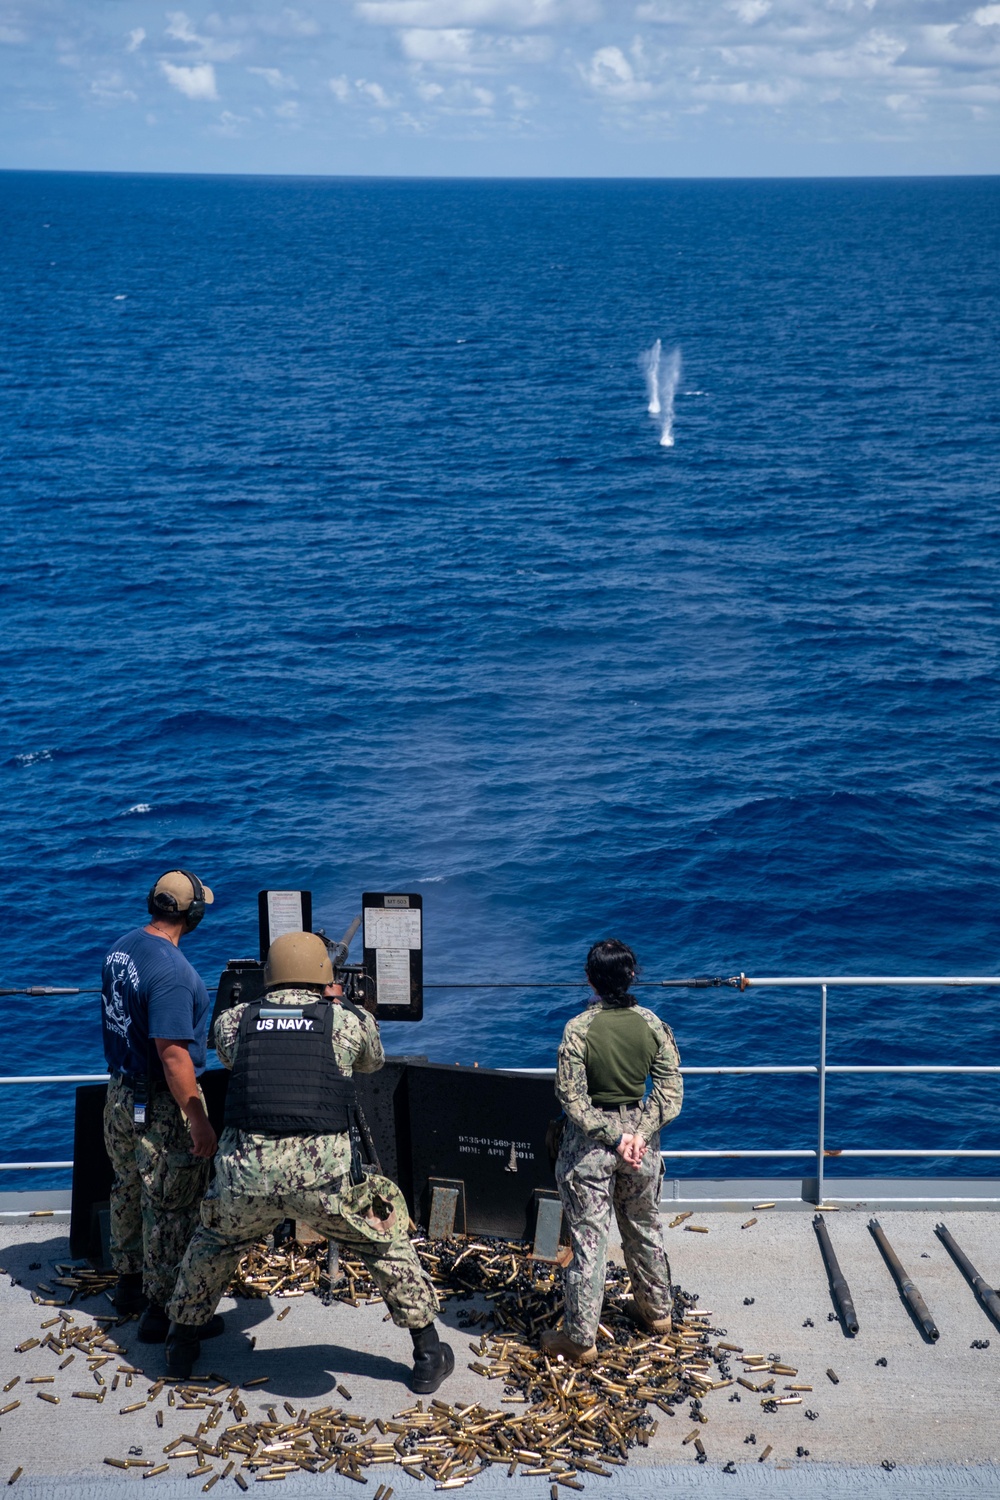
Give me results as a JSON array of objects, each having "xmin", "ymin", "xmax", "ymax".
[
  {"xmin": 100, "ymin": 870, "xmax": 221, "ymax": 1344},
  {"xmin": 542, "ymin": 938, "xmax": 683, "ymax": 1363},
  {"xmin": 166, "ymin": 931, "xmax": 453, "ymax": 1393}
]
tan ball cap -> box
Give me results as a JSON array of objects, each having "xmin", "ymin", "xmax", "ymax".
[
  {"xmin": 264, "ymin": 931, "xmax": 333, "ymax": 990},
  {"xmin": 150, "ymin": 870, "xmax": 214, "ymax": 912}
]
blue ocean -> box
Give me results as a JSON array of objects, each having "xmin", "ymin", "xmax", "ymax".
[{"xmin": 2, "ymin": 173, "xmax": 998, "ymax": 1187}]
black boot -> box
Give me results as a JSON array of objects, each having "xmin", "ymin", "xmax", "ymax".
[
  {"xmin": 139, "ymin": 1304, "xmax": 225, "ymax": 1344},
  {"xmin": 409, "ymin": 1323, "xmax": 454, "ymax": 1395},
  {"xmin": 137, "ymin": 1303, "xmax": 170, "ymax": 1342},
  {"xmin": 113, "ymin": 1273, "xmax": 147, "ymax": 1315},
  {"xmin": 165, "ymin": 1321, "xmax": 203, "ymax": 1379}
]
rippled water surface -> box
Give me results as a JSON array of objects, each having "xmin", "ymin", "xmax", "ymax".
[{"xmin": 2, "ymin": 173, "xmax": 999, "ymax": 1180}]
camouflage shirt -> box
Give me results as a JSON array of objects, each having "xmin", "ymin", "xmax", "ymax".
[
  {"xmin": 555, "ymin": 1001, "xmax": 683, "ymax": 1151},
  {"xmin": 211, "ymin": 987, "xmax": 384, "ymax": 1195}
]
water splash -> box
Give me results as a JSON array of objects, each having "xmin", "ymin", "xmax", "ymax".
[
  {"xmin": 643, "ymin": 338, "xmax": 662, "ymax": 415},
  {"xmin": 641, "ymin": 340, "xmax": 682, "ymax": 447}
]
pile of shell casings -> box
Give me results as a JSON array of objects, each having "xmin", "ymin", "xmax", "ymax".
[
  {"xmin": 5, "ymin": 1239, "xmax": 752, "ymax": 1488},
  {"xmin": 29, "ymin": 1263, "xmax": 117, "ymax": 1307},
  {"xmin": 229, "ymin": 1243, "xmax": 324, "ymax": 1302}
]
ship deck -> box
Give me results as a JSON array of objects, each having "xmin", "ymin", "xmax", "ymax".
[{"xmin": 2, "ymin": 1206, "xmax": 999, "ymax": 1499}]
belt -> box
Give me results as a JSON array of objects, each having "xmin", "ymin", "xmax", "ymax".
[
  {"xmin": 596, "ymin": 1101, "xmax": 642, "ymax": 1111},
  {"xmin": 111, "ymin": 1072, "xmax": 166, "ymax": 1090}
]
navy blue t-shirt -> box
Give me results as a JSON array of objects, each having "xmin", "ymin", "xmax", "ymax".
[{"xmin": 101, "ymin": 927, "xmax": 211, "ymax": 1080}]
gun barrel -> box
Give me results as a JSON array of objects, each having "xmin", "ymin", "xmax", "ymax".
[
  {"xmin": 318, "ymin": 915, "xmax": 363, "ymax": 969},
  {"xmin": 869, "ymin": 1218, "xmax": 939, "ymax": 1341},
  {"xmin": 339, "ymin": 914, "xmax": 362, "ymax": 952},
  {"xmin": 935, "ymin": 1222, "xmax": 1000, "ymax": 1324},
  {"xmin": 813, "ymin": 1214, "xmax": 859, "ymax": 1333}
]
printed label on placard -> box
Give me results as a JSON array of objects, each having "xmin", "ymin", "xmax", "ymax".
[
  {"xmin": 364, "ymin": 906, "xmax": 421, "ymax": 951},
  {"xmin": 384, "ymin": 895, "xmax": 410, "ymax": 908},
  {"xmin": 376, "ymin": 948, "xmax": 411, "ymax": 1007},
  {"xmin": 266, "ymin": 890, "xmax": 304, "ymax": 941}
]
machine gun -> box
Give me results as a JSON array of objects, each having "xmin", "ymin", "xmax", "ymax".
[
  {"xmin": 315, "ymin": 915, "xmax": 375, "ymax": 1014},
  {"xmin": 211, "ymin": 917, "xmax": 365, "ymax": 1035}
]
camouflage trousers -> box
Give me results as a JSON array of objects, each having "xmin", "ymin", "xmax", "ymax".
[
  {"xmin": 167, "ymin": 1176, "xmax": 439, "ymax": 1332},
  {"xmin": 103, "ymin": 1075, "xmax": 210, "ymax": 1309},
  {"xmin": 555, "ymin": 1111, "xmax": 672, "ymax": 1346}
]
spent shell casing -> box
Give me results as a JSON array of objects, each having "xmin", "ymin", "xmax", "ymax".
[
  {"xmin": 826, "ymin": 1369, "xmax": 840, "ymax": 1385},
  {"xmin": 120, "ymin": 1401, "xmax": 147, "ymax": 1413},
  {"xmin": 143, "ymin": 1465, "xmax": 170, "ymax": 1478},
  {"xmin": 155, "ymin": 1410, "xmax": 163, "ymax": 1428},
  {"xmin": 684, "ymin": 1226, "xmax": 709, "ymax": 1234},
  {"xmin": 26, "ymin": 1377, "xmax": 55, "ymax": 1384},
  {"xmin": 0, "ymin": 1403, "xmax": 21, "ymax": 1415},
  {"xmin": 243, "ymin": 1376, "xmax": 270, "ymax": 1387},
  {"xmin": 694, "ymin": 1438, "xmax": 706, "ymax": 1456},
  {"xmin": 36, "ymin": 1392, "xmax": 59, "ymax": 1404},
  {"xmin": 203, "ymin": 1476, "xmax": 220, "ymax": 1492},
  {"xmin": 3, "ymin": 1379, "xmax": 20, "ymax": 1392},
  {"xmin": 6, "ymin": 1472, "xmax": 22, "ymax": 1488},
  {"xmin": 758, "ymin": 1445, "xmax": 773, "ymax": 1462},
  {"xmin": 741, "ymin": 1218, "xmax": 758, "ymax": 1229},
  {"xmin": 104, "ymin": 1459, "xmax": 129, "ymax": 1469},
  {"xmin": 753, "ymin": 1203, "xmax": 776, "ymax": 1210},
  {"xmin": 276, "ymin": 1309, "xmax": 290, "ymax": 1322}
]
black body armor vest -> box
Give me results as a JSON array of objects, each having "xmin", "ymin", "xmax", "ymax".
[{"xmin": 223, "ymin": 998, "xmax": 357, "ymax": 1136}]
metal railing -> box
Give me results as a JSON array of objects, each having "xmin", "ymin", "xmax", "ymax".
[
  {"xmin": 2, "ymin": 976, "xmax": 999, "ymax": 1205},
  {"xmin": 507, "ymin": 975, "xmax": 1000, "ymax": 1205}
]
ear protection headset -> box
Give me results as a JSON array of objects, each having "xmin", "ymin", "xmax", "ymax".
[{"xmin": 147, "ymin": 870, "xmax": 207, "ymax": 932}]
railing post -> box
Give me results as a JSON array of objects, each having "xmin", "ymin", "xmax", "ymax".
[{"xmin": 816, "ymin": 983, "xmax": 827, "ymax": 1206}]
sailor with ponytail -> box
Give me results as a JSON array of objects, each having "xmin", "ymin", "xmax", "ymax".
[{"xmin": 542, "ymin": 939, "xmax": 683, "ymax": 1363}]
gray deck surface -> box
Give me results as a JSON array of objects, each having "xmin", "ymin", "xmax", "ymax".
[{"xmin": 3, "ymin": 1209, "xmax": 1000, "ymax": 1497}]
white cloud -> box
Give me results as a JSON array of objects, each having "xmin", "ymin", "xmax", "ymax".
[
  {"xmin": 160, "ymin": 61, "xmax": 219, "ymax": 100},
  {"xmin": 973, "ymin": 3, "xmax": 1000, "ymax": 21},
  {"xmin": 580, "ymin": 44, "xmax": 655, "ymax": 100},
  {"xmin": 358, "ymin": 78, "xmax": 398, "ymax": 106},
  {"xmin": 0, "ymin": 25, "xmax": 27, "ymax": 43},
  {"xmin": 274, "ymin": 98, "xmax": 299, "ymax": 116},
  {"xmin": 729, "ymin": 0, "xmax": 771, "ymax": 23},
  {"xmin": 213, "ymin": 109, "xmax": 249, "ymax": 135},
  {"xmin": 248, "ymin": 66, "xmax": 297, "ymax": 90},
  {"xmin": 163, "ymin": 11, "xmax": 242, "ymax": 62},
  {"xmin": 165, "ymin": 12, "xmax": 199, "ymax": 46},
  {"xmin": 91, "ymin": 70, "xmax": 137, "ymax": 102},
  {"xmin": 694, "ymin": 77, "xmax": 801, "ymax": 103},
  {"xmin": 356, "ymin": 0, "xmax": 594, "ymax": 24},
  {"xmin": 399, "ymin": 26, "xmax": 552, "ymax": 68},
  {"xmin": 125, "ymin": 27, "xmax": 145, "ymax": 52},
  {"xmin": 412, "ymin": 76, "xmax": 497, "ymax": 110},
  {"xmin": 329, "ymin": 74, "xmax": 352, "ymax": 100}
]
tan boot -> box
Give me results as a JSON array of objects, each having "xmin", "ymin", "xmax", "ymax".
[
  {"xmin": 540, "ymin": 1328, "xmax": 598, "ymax": 1364},
  {"xmin": 622, "ymin": 1299, "xmax": 672, "ymax": 1335}
]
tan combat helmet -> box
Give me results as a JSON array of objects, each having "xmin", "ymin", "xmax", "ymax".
[{"xmin": 264, "ymin": 931, "xmax": 333, "ymax": 991}]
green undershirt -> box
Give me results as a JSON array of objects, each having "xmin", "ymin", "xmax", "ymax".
[{"xmin": 584, "ymin": 1006, "xmax": 659, "ymax": 1106}]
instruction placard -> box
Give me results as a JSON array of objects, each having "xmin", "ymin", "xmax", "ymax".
[
  {"xmin": 362, "ymin": 892, "xmax": 423, "ymax": 1022},
  {"xmin": 257, "ymin": 889, "xmax": 313, "ymax": 960}
]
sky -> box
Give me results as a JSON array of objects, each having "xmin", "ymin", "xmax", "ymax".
[{"xmin": 0, "ymin": 0, "xmax": 997, "ymax": 177}]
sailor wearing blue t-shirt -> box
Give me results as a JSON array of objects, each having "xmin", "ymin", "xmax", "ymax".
[{"xmin": 101, "ymin": 870, "xmax": 222, "ymax": 1344}]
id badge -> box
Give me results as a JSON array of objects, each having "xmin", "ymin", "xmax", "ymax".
[{"xmin": 133, "ymin": 1079, "xmax": 148, "ymax": 1128}]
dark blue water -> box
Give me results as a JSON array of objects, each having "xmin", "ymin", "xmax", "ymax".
[{"xmin": 3, "ymin": 173, "xmax": 999, "ymax": 1185}]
